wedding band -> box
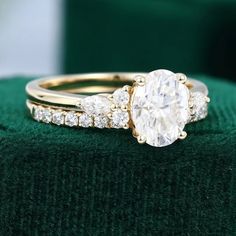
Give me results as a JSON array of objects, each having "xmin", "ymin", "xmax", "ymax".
[{"xmin": 26, "ymin": 69, "xmax": 210, "ymax": 147}]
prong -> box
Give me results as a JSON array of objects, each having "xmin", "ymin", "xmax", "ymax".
[
  {"xmin": 190, "ymin": 109, "xmax": 195, "ymax": 116},
  {"xmin": 108, "ymin": 94, "xmax": 113, "ymax": 101},
  {"xmin": 110, "ymin": 104, "xmax": 118, "ymax": 111},
  {"xmin": 123, "ymin": 123, "xmax": 129, "ymax": 129},
  {"xmin": 76, "ymin": 112, "xmax": 82, "ymax": 117},
  {"xmin": 179, "ymin": 131, "xmax": 187, "ymax": 140},
  {"xmin": 189, "ymin": 100, "xmax": 194, "ymax": 109},
  {"xmin": 75, "ymin": 100, "xmax": 82, "ymax": 108},
  {"xmin": 205, "ymin": 97, "xmax": 210, "ymax": 103},
  {"xmin": 176, "ymin": 73, "xmax": 187, "ymax": 84},
  {"xmin": 121, "ymin": 105, "xmax": 128, "ymax": 112},
  {"xmin": 134, "ymin": 75, "xmax": 145, "ymax": 86},
  {"xmin": 137, "ymin": 135, "xmax": 146, "ymax": 144},
  {"xmin": 107, "ymin": 113, "xmax": 113, "ymax": 119},
  {"xmin": 123, "ymin": 85, "xmax": 131, "ymax": 92}
]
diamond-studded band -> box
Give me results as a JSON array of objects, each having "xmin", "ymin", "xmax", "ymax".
[{"xmin": 26, "ymin": 70, "xmax": 210, "ymax": 147}]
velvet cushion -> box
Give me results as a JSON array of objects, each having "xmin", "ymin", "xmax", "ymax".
[{"xmin": 0, "ymin": 76, "xmax": 235, "ymax": 235}]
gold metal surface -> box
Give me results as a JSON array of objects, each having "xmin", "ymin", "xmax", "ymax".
[{"xmin": 26, "ymin": 73, "xmax": 195, "ymax": 107}]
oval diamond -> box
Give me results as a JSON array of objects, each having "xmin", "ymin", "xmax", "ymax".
[{"xmin": 131, "ymin": 69, "xmax": 190, "ymax": 147}]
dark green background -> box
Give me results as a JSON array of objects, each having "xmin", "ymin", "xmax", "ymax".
[
  {"xmin": 0, "ymin": 76, "xmax": 235, "ymax": 235},
  {"xmin": 64, "ymin": 0, "xmax": 236, "ymax": 81}
]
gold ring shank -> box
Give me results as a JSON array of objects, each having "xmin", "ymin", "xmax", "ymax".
[
  {"xmin": 26, "ymin": 73, "xmax": 145, "ymax": 107},
  {"xmin": 26, "ymin": 73, "xmax": 207, "ymax": 108}
]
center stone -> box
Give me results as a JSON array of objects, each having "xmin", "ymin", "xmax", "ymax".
[{"xmin": 131, "ymin": 69, "xmax": 190, "ymax": 147}]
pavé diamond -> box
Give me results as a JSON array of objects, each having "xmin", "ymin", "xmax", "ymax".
[
  {"xmin": 131, "ymin": 69, "xmax": 190, "ymax": 147},
  {"xmin": 42, "ymin": 109, "xmax": 52, "ymax": 123},
  {"xmin": 191, "ymin": 92, "xmax": 208, "ymax": 122},
  {"xmin": 94, "ymin": 116, "xmax": 109, "ymax": 128},
  {"xmin": 79, "ymin": 113, "xmax": 93, "ymax": 127},
  {"xmin": 112, "ymin": 110, "xmax": 129, "ymax": 128},
  {"xmin": 65, "ymin": 112, "xmax": 78, "ymax": 127},
  {"xmin": 113, "ymin": 89, "xmax": 129, "ymax": 106},
  {"xmin": 52, "ymin": 111, "xmax": 64, "ymax": 125},
  {"xmin": 81, "ymin": 95, "xmax": 111, "ymax": 116}
]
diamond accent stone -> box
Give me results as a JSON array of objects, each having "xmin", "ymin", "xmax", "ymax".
[
  {"xmin": 191, "ymin": 92, "xmax": 208, "ymax": 122},
  {"xmin": 113, "ymin": 89, "xmax": 129, "ymax": 106},
  {"xmin": 65, "ymin": 112, "xmax": 78, "ymax": 127},
  {"xmin": 52, "ymin": 111, "xmax": 64, "ymax": 125},
  {"xmin": 33, "ymin": 107, "xmax": 43, "ymax": 121},
  {"xmin": 94, "ymin": 116, "xmax": 109, "ymax": 128},
  {"xmin": 131, "ymin": 69, "xmax": 190, "ymax": 147},
  {"xmin": 111, "ymin": 110, "xmax": 129, "ymax": 128},
  {"xmin": 42, "ymin": 109, "xmax": 52, "ymax": 123},
  {"xmin": 79, "ymin": 113, "xmax": 93, "ymax": 127},
  {"xmin": 81, "ymin": 95, "xmax": 111, "ymax": 116}
]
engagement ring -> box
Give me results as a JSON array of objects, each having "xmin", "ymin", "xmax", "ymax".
[{"xmin": 26, "ymin": 69, "xmax": 210, "ymax": 147}]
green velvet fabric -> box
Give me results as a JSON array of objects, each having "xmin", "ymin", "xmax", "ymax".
[
  {"xmin": 0, "ymin": 76, "xmax": 235, "ymax": 235},
  {"xmin": 64, "ymin": 0, "xmax": 236, "ymax": 81}
]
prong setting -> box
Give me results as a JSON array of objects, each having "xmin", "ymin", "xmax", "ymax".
[
  {"xmin": 137, "ymin": 135, "xmax": 146, "ymax": 144},
  {"xmin": 121, "ymin": 105, "xmax": 128, "ymax": 112},
  {"xmin": 108, "ymin": 95, "xmax": 113, "ymax": 101},
  {"xmin": 108, "ymin": 86, "xmax": 131, "ymax": 129},
  {"xmin": 123, "ymin": 124, "xmax": 129, "ymax": 129},
  {"xmin": 107, "ymin": 113, "xmax": 113, "ymax": 119},
  {"xmin": 110, "ymin": 104, "xmax": 118, "ymax": 111},
  {"xmin": 75, "ymin": 100, "xmax": 82, "ymax": 109},
  {"xmin": 134, "ymin": 75, "xmax": 145, "ymax": 86},
  {"xmin": 189, "ymin": 101, "xmax": 194, "ymax": 109},
  {"xmin": 179, "ymin": 131, "xmax": 187, "ymax": 140},
  {"xmin": 205, "ymin": 97, "xmax": 210, "ymax": 103},
  {"xmin": 123, "ymin": 85, "xmax": 131, "ymax": 92},
  {"xmin": 176, "ymin": 73, "xmax": 187, "ymax": 84}
]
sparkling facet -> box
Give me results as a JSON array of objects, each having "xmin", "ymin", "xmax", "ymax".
[
  {"xmin": 79, "ymin": 113, "xmax": 93, "ymax": 127},
  {"xmin": 52, "ymin": 111, "xmax": 64, "ymax": 125},
  {"xmin": 191, "ymin": 92, "xmax": 208, "ymax": 122},
  {"xmin": 111, "ymin": 110, "xmax": 129, "ymax": 128},
  {"xmin": 33, "ymin": 107, "xmax": 43, "ymax": 121},
  {"xmin": 94, "ymin": 116, "xmax": 109, "ymax": 128},
  {"xmin": 131, "ymin": 69, "xmax": 190, "ymax": 147},
  {"xmin": 42, "ymin": 109, "xmax": 52, "ymax": 123},
  {"xmin": 81, "ymin": 95, "xmax": 111, "ymax": 116},
  {"xmin": 113, "ymin": 89, "xmax": 129, "ymax": 105},
  {"xmin": 65, "ymin": 112, "xmax": 78, "ymax": 127}
]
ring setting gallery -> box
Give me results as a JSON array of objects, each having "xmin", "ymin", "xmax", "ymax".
[{"xmin": 26, "ymin": 69, "xmax": 210, "ymax": 147}]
